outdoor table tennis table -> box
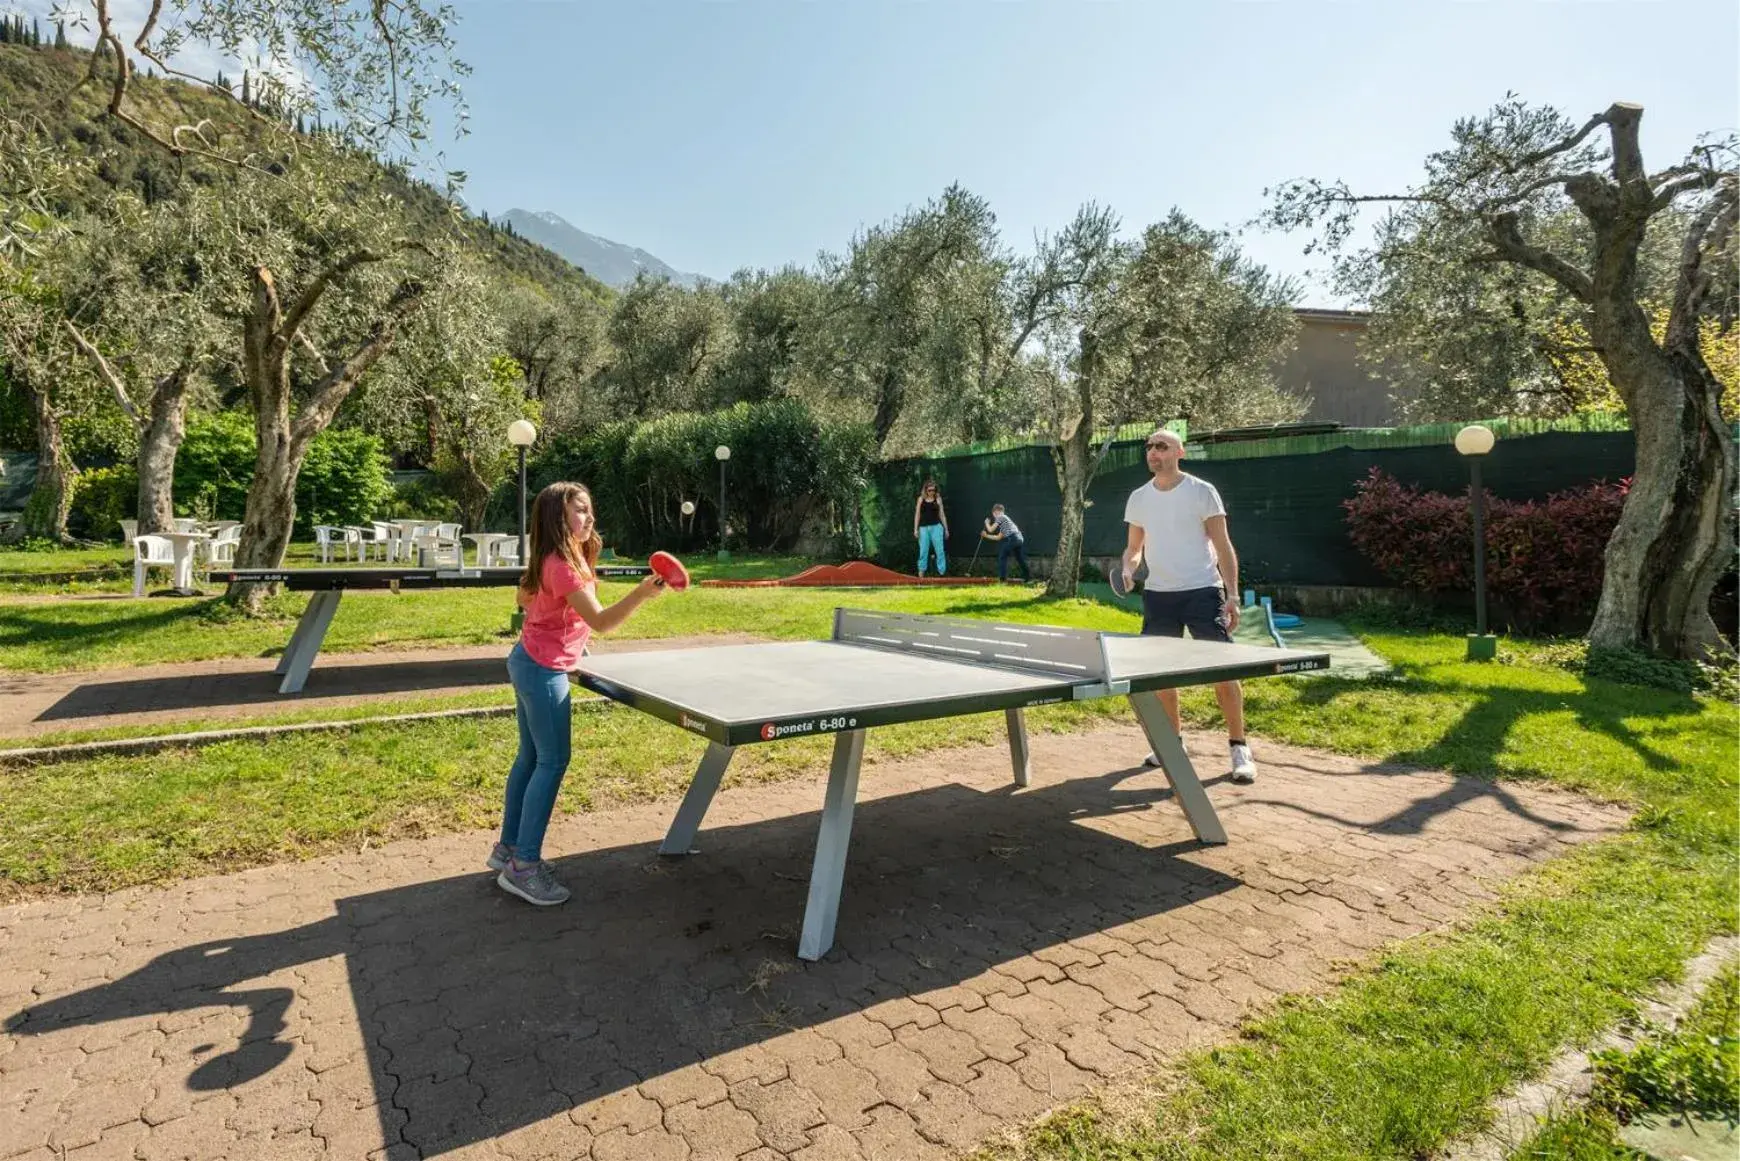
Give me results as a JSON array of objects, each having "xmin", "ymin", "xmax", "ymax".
[
  {"xmin": 575, "ymin": 608, "xmax": 1331, "ymax": 960},
  {"xmin": 209, "ymin": 565, "xmax": 650, "ymax": 694}
]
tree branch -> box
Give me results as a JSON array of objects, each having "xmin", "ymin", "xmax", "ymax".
[
  {"xmin": 1476, "ymin": 172, "xmax": 1582, "ymax": 213},
  {"xmin": 277, "ymin": 250, "xmax": 388, "ymax": 346},
  {"xmin": 1510, "ymin": 110, "xmax": 1610, "ymax": 172},
  {"xmin": 1652, "ymin": 167, "xmax": 1727, "ymax": 212},
  {"xmin": 291, "ymin": 280, "xmax": 428, "ymax": 446},
  {"xmin": 245, "ymin": 265, "xmax": 284, "ymax": 414},
  {"xmin": 133, "ymin": 0, "xmax": 166, "ymax": 53},
  {"xmin": 1670, "ymin": 183, "xmax": 1739, "ymax": 335},
  {"xmin": 61, "ymin": 319, "xmax": 142, "ymax": 431},
  {"xmin": 279, "ymin": 241, "xmax": 429, "ymax": 344},
  {"xmin": 294, "ymin": 331, "xmax": 332, "ymax": 378},
  {"xmin": 373, "ymin": 0, "xmax": 403, "ymax": 134},
  {"xmin": 1488, "ymin": 211, "xmax": 1595, "ymax": 302}
]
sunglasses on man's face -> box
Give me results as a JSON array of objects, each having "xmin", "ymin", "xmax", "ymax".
[{"xmin": 1146, "ymin": 441, "xmax": 1178, "ymax": 451}]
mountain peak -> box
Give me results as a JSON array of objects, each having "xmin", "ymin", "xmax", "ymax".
[{"xmin": 501, "ymin": 209, "xmax": 706, "ymax": 290}]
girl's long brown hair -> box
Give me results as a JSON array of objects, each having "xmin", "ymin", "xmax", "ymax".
[{"xmin": 519, "ymin": 482, "xmax": 603, "ymax": 595}]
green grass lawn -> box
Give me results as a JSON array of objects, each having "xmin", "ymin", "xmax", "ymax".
[
  {"xmin": 0, "ymin": 687, "xmax": 520, "ymax": 750},
  {"xmin": 0, "ymin": 576, "xmax": 1124, "ymax": 673},
  {"xmin": 976, "ymin": 631, "xmax": 1738, "ymax": 1161},
  {"xmin": 1506, "ymin": 960, "xmax": 1738, "ymax": 1158},
  {"xmin": 0, "ymin": 543, "xmax": 137, "ymax": 574},
  {"xmin": 0, "ymin": 545, "xmax": 815, "ymax": 592}
]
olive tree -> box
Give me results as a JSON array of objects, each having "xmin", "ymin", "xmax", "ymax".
[{"xmin": 1270, "ymin": 99, "xmax": 1737, "ymax": 658}]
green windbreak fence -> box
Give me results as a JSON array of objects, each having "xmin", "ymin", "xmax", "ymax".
[{"xmin": 865, "ymin": 416, "xmax": 1656, "ymax": 585}]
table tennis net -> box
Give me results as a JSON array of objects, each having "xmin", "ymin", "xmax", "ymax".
[{"xmin": 832, "ymin": 609, "xmax": 1115, "ymax": 685}]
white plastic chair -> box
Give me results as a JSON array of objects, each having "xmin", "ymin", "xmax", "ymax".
[
  {"xmin": 133, "ymin": 535, "xmax": 174, "ymax": 597},
  {"xmin": 353, "ymin": 523, "xmax": 390, "ymax": 562},
  {"xmin": 313, "ymin": 525, "xmax": 360, "ymax": 563},
  {"xmin": 207, "ymin": 525, "xmax": 242, "ymax": 565},
  {"xmin": 173, "ymin": 517, "xmax": 201, "ymax": 533},
  {"xmin": 118, "ymin": 518, "xmax": 138, "ymax": 544}
]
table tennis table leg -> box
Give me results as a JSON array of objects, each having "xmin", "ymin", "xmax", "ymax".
[
  {"xmin": 1005, "ymin": 708, "xmax": 1031, "ymax": 788},
  {"xmin": 797, "ymin": 728, "xmax": 867, "ymax": 962},
  {"xmin": 1128, "ymin": 691, "xmax": 1228, "ymax": 845},
  {"xmin": 273, "ymin": 590, "xmax": 342, "ymax": 694},
  {"xmin": 659, "ymin": 742, "xmax": 735, "ymax": 855}
]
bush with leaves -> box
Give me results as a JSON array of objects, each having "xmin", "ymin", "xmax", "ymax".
[
  {"xmin": 66, "ymin": 463, "xmax": 137, "ymax": 541},
  {"xmin": 173, "ymin": 412, "xmax": 255, "ymax": 522},
  {"xmin": 511, "ymin": 399, "xmax": 873, "ymax": 555},
  {"xmin": 1344, "ymin": 467, "xmax": 1628, "ymax": 633},
  {"xmin": 174, "ymin": 411, "xmax": 392, "ymax": 533},
  {"xmin": 297, "ymin": 428, "xmax": 394, "ymax": 535}
]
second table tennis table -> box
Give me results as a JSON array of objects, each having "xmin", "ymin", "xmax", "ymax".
[
  {"xmin": 576, "ymin": 608, "xmax": 1331, "ymax": 959},
  {"xmin": 209, "ymin": 565, "xmax": 650, "ymax": 693}
]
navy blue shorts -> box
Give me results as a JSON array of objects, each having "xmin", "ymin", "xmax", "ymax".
[{"xmin": 1140, "ymin": 586, "xmax": 1231, "ymax": 643}]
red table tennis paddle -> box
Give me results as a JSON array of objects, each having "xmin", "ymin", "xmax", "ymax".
[{"xmin": 649, "ymin": 550, "xmax": 690, "ymax": 591}]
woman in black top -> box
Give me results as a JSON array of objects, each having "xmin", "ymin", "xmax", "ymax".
[{"xmin": 913, "ymin": 478, "xmax": 950, "ymax": 576}]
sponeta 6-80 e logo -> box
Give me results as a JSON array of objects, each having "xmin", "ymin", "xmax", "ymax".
[{"xmin": 761, "ymin": 720, "xmax": 816, "ymax": 741}]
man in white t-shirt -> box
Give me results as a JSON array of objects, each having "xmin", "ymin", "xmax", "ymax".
[{"xmin": 1120, "ymin": 428, "xmax": 1256, "ymax": 782}]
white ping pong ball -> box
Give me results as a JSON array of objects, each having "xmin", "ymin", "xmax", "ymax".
[{"xmin": 681, "ymin": 501, "xmax": 696, "ymax": 515}]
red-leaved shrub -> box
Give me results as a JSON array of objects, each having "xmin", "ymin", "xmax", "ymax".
[{"xmin": 1343, "ymin": 467, "xmax": 1628, "ymax": 631}]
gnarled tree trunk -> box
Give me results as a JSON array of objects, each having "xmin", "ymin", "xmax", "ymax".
[
  {"xmin": 62, "ymin": 322, "xmax": 193, "ymax": 537},
  {"xmin": 1586, "ymin": 323, "xmax": 1735, "ymax": 658},
  {"xmin": 871, "ymin": 366, "xmax": 904, "ymax": 451},
  {"xmin": 10, "ymin": 375, "xmax": 74, "ymax": 543},
  {"xmin": 134, "ymin": 368, "xmax": 189, "ymax": 535},
  {"xmin": 228, "ymin": 263, "xmax": 425, "ymax": 613},
  {"xmin": 1047, "ymin": 419, "xmax": 1092, "ymax": 599}
]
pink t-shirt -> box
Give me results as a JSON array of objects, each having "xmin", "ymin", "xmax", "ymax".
[{"xmin": 520, "ymin": 554, "xmax": 594, "ymax": 671}]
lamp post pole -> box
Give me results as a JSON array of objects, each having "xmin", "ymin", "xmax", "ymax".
[
  {"xmin": 517, "ymin": 446, "xmax": 529, "ymax": 566},
  {"xmin": 506, "ymin": 420, "xmax": 538, "ymax": 632},
  {"xmin": 715, "ymin": 445, "xmax": 731, "ymax": 561},
  {"xmin": 1455, "ymin": 424, "xmax": 1497, "ymax": 660},
  {"xmin": 1470, "ymin": 455, "xmax": 1488, "ymax": 638}
]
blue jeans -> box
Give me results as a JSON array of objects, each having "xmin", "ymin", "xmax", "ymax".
[
  {"xmin": 997, "ymin": 535, "xmax": 1030, "ymax": 580},
  {"xmin": 501, "ymin": 641, "xmax": 572, "ymax": 862},
  {"xmin": 916, "ymin": 524, "xmax": 946, "ymax": 575}
]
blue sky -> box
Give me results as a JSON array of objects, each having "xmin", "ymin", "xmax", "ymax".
[
  {"xmin": 435, "ymin": 1, "xmax": 1737, "ymax": 301},
  {"xmin": 16, "ymin": 1, "xmax": 1739, "ymax": 303}
]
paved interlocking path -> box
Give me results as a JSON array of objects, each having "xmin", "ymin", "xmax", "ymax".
[{"xmin": 1, "ymin": 725, "xmax": 1625, "ymax": 1160}]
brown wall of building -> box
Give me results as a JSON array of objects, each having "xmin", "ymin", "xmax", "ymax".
[{"xmin": 1276, "ymin": 310, "xmax": 1397, "ymax": 427}]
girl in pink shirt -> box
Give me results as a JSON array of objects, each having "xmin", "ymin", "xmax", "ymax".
[{"xmin": 492, "ymin": 482, "xmax": 667, "ymax": 906}]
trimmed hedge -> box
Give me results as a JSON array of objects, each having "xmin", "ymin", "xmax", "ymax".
[
  {"xmin": 510, "ymin": 400, "xmax": 874, "ymax": 555},
  {"xmin": 1344, "ymin": 466, "xmax": 1626, "ymax": 632}
]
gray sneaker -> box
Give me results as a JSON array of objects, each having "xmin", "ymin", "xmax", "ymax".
[
  {"xmin": 486, "ymin": 842, "xmax": 513, "ymax": 872},
  {"xmin": 497, "ymin": 860, "xmax": 570, "ymax": 906}
]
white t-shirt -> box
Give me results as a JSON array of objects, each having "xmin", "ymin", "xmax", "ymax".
[{"xmin": 1123, "ymin": 474, "xmax": 1226, "ymax": 592}]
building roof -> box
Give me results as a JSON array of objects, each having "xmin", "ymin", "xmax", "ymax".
[{"xmin": 1293, "ymin": 307, "xmax": 1370, "ymax": 324}]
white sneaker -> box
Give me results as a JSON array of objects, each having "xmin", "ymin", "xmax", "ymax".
[
  {"xmin": 1229, "ymin": 743, "xmax": 1257, "ymax": 784},
  {"xmin": 1143, "ymin": 752, "xmax": 1161, "ymax": 768}
]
